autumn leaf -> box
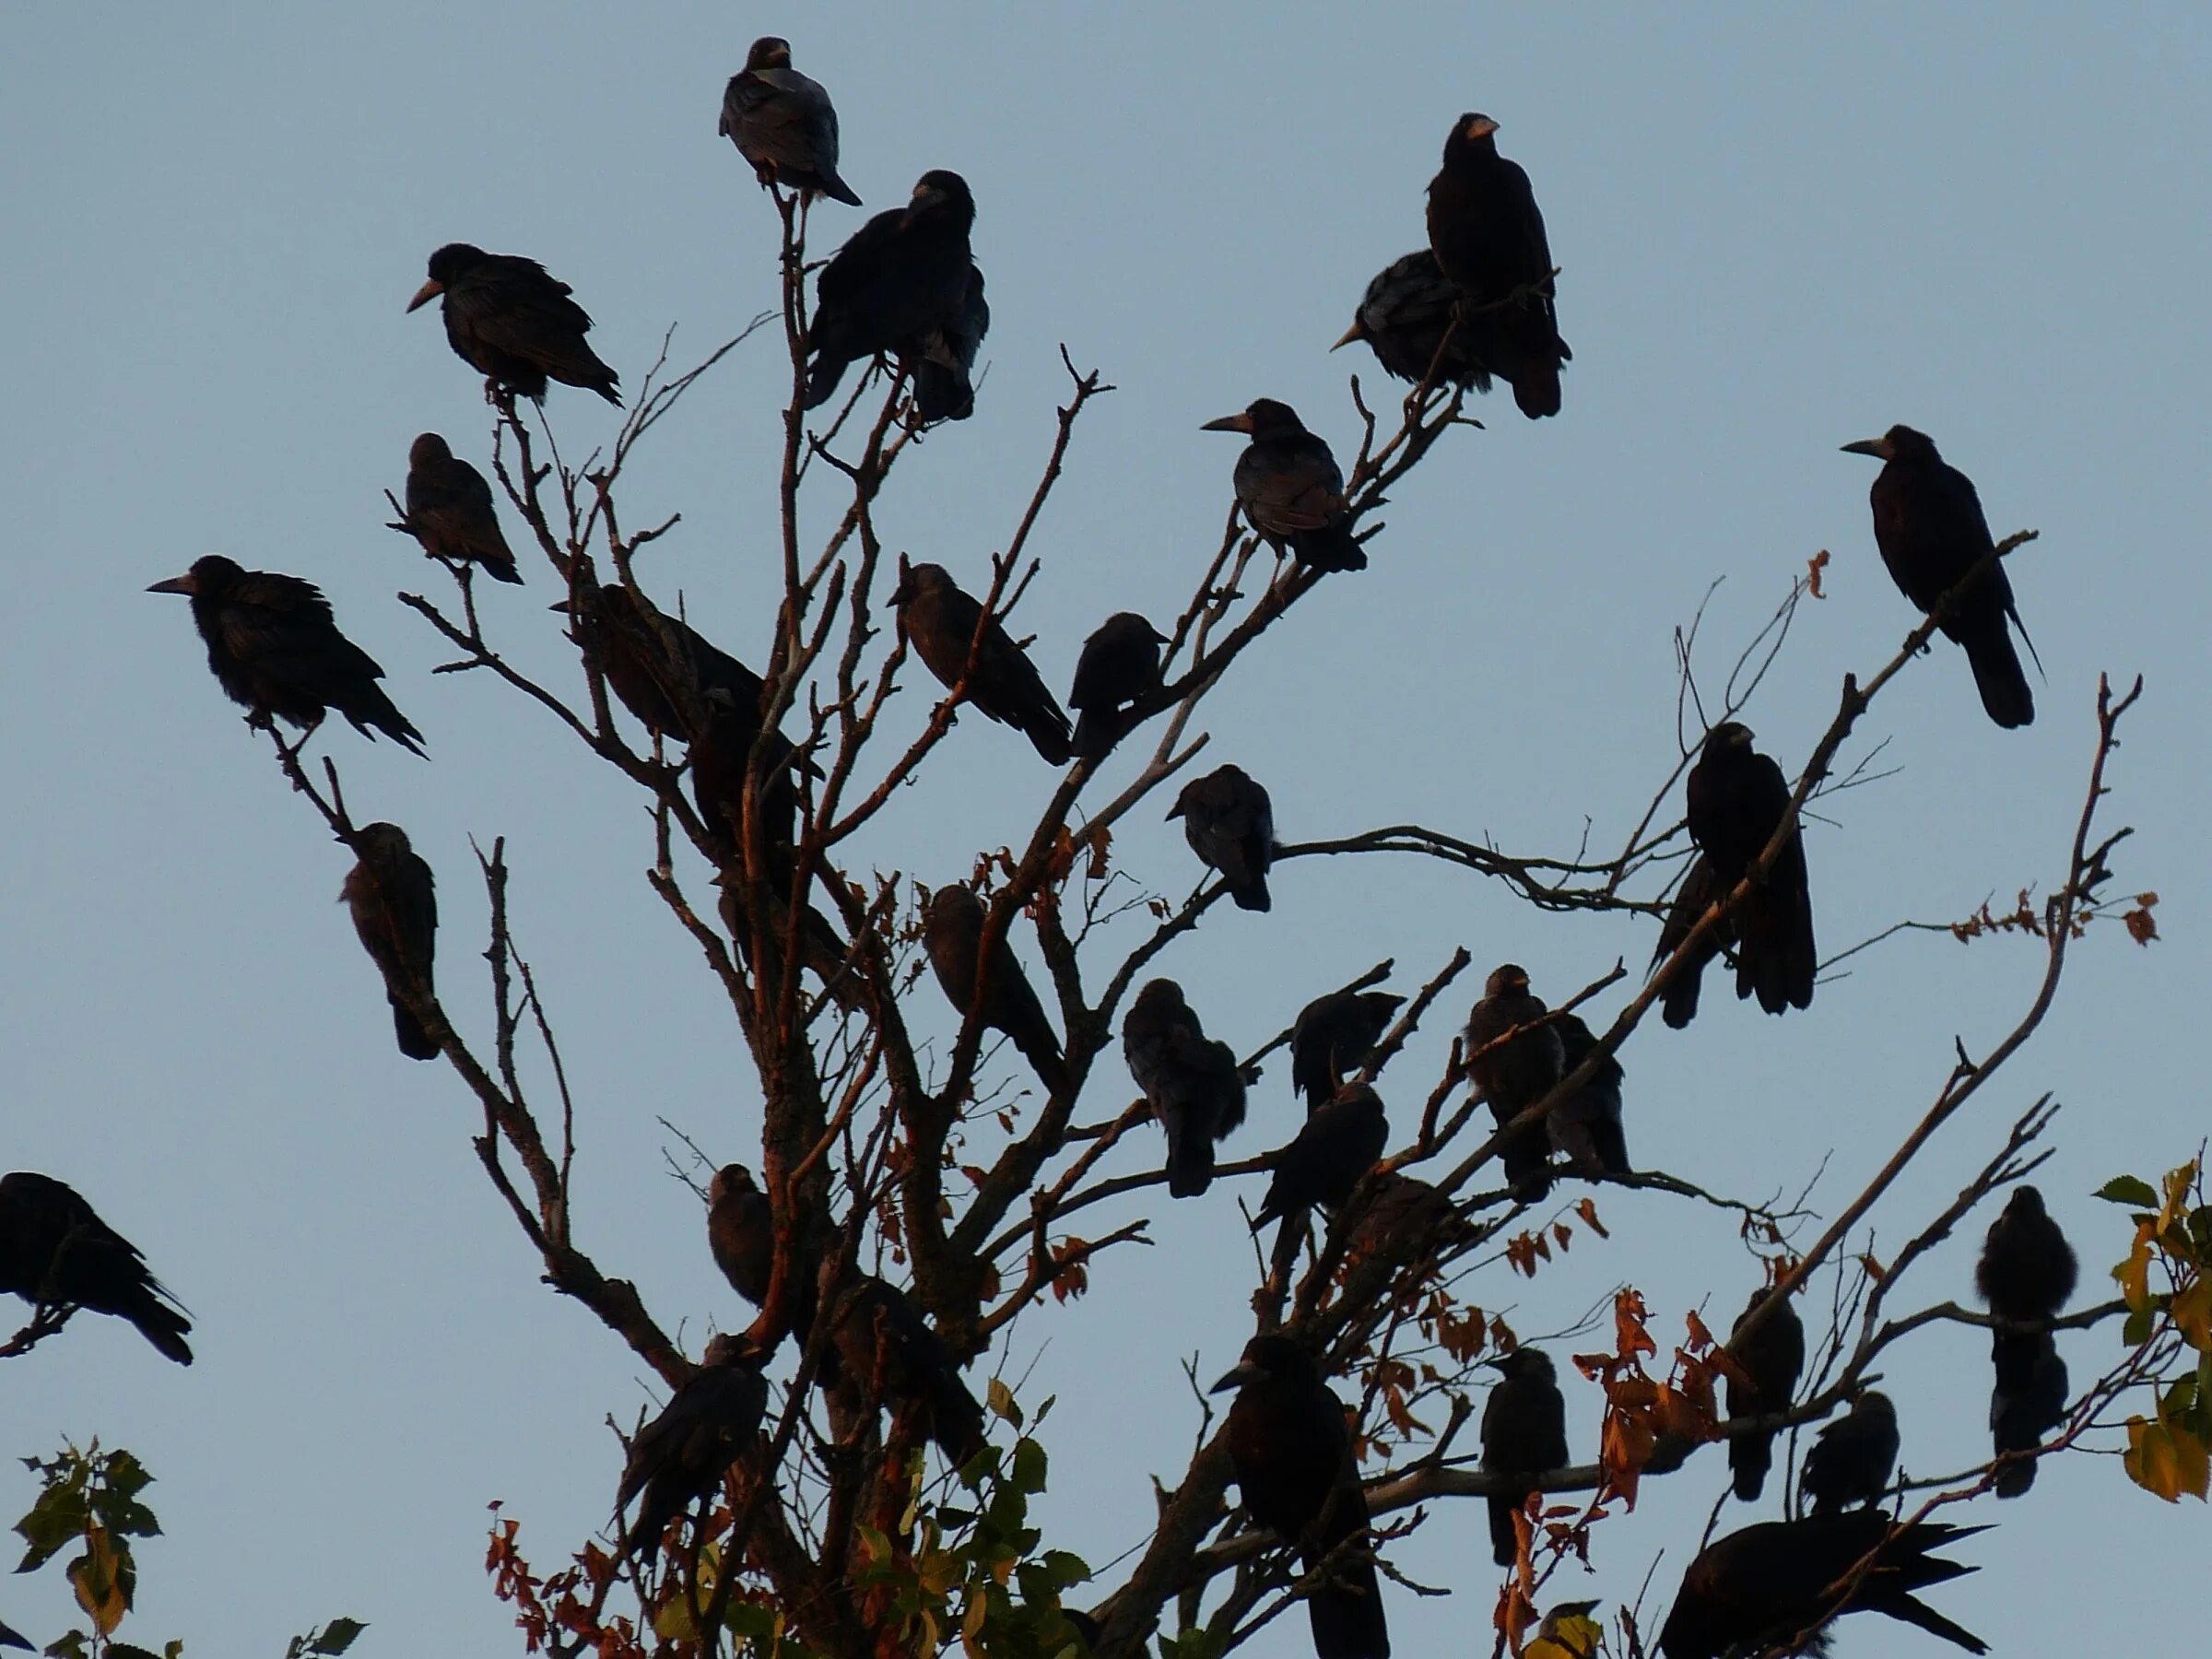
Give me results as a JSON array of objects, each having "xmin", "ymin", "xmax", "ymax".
[
  {"xmin": 2124, "ymin": 892, "xmax": 2159, "ymax": 945},
  {"xmin": 1613, "ymin": 1290, "xmax": 1658, "ymax": 1363},
  {"xmin": 2171, "ymin": 1277, "xmax": 2212, "ymax": 1352},
  {"xmin": 1575, "ymin": 1196, "xmax": 1609, "ymax": 1239},
  {"xmin": 1806, "ymin": 548, "xmax": 1830, "ymax": 598}
]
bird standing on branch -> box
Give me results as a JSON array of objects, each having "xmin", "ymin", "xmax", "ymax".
[
  {"xmin": 889, "ymin": 561, "xmax": 1071, "ymax": 763},
  {"xmin": 0, "ymin": 1172, "xmax": 193, "ymax": 1364},
  {"xmin": 614, "ymin": 1334, "xmax": 768, "ymax": 1564},
  {"xmin": 1723, "ymin": 1286, "xmax": 1804, "ymax": 1502},
  {"xmin": 1685, "ymin": 723, "xmax": 1815, "ymax": 1016},
  {"xmin": 805, "ymin": 171, "xmax": 985, "ymax": 418},
  {"xmin": 719, "ymin": 36, "xmax": 862, "ymax": 206},
  {"xmin": 399, "ymin": 433, "xmax": 522, "ymax": 583},
  {"xmin": 1425, "ymin": 112, "xmax": 1569, "ymax": 418},
  {"xmin": 1067, "ymin": 611, "xmax": 1169, "ymax": 761},
  {"xmin": 340, "ymin": 822, "xmax": 439, "ymax": 1061},
  {"xmin": 1976, "ymin": 1184, "xmax": 2077, "ymax": 1495},
  {"xmin": 1202, "ymin": 399, "xmax": 1366, "ymax": 571},
  {"xmin": 1289, "ymin": 989, "xmax": 1404, "ymax": 1113},
  {"xmin": 922, "ymin": 885, "xmax": 1067, "ymax": 1094},
  {"xmin": 1480, "ymin": 1347, "xmax": 1570, "ymax": 1566},
  {"xmin": 1253, "ymin": 1082, "xmax": 1389, "ymax": 1228},
  {"xmin": 1464, "ymin": 963, "xmax": 1563, "ymax": 1200},
  {"xmin": 1169, "ymin": 763, "xmax": 1277, "ymax": 912},
  {"xmin": 1123, "ymin": 979, "xmax": 1247, "ymax": 1198},
  {"xmin": 406, "ymin": 242, "xmax": 620, "ymax": 406}
]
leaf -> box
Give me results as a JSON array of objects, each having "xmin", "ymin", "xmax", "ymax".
[
  {"xmin": 2116, "ymin": 1221, "xmax": 2156, "ymax": 1312},
  {"xmin": 2097, "ymin": 1175, "xmax": 2160, "ymax": 1209},
  {"xmin": 2173, "ymin": 1278, "xmax": 2212, "ymax": 1351},
  {"xmin": 1805, "ymin": 548, "xmax": 1830, "ymax": 599},
  {"xmin": 67, "ymin": 1526, "xmax": 132, "ymax": 1639},
  {"xmin": 309, "ymin": 1619, "xmax": 368, "ymax": 1656},
  {"xmin": 987, "ymin": 1378, "xmax": 1024, "ymax": 1430}
]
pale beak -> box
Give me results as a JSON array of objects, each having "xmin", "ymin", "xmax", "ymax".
[
  {"xmin": 1330, "ymin": 319, "xmax": 1366, "ymax": 352},
  {"xmin": 406, "ymin": 277, "xmax": 443, "ymax": 313},
  {"xmin": 1467, "ymin": 115, "xmax": 1500, "ymax": 140},
  {"xmin": 901, "ymin": 185, "xmax": 947, "ymax": 228},
  {"xmin": 1209, "ymin": 1360, "xmax": 1261, "ymax": 1394},
  {"xmin": 1840, "ymin": 439, "xmax": 1890, "ymax": 460},
  {"xmin": 1200, "ymin": 413, "xmax": 1255, "ymax": 434},
  {"xmin": 147, "ymin": 574, "xmax": 195, "ymax": 595}
]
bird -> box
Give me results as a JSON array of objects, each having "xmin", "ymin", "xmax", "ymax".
[
  {"xmin": 1169, "ymin": 763, "xmax": 1277, "ymax": 912},
  {"xmin": 340, "ymin": 822, "xmax": 439, "ymax": 1061},
  {"xmin": 1332, "ymin": 251, "xmax": 1497, "ymax": 393},
  {"xmin": 805, "ymin": 171, "xmax": 982, "ymax": 413},
  {"xmin": 1660, "ymin": 1512, "xmax": 1990, "ymax": 1657},
  {"xmin": 1481, "ymin": 1347, "xmax": 1569, "ymax": 1566},
  {"xmin": 817, "ymin": 1274, "xmax": 988, "ymax": 1466},
  {"xmin": 1343, "ymin": 1171, "xmax": 1469, "ymax": 1267},
  {"xmin": 1684, "ymin": 723, "xmax": 1814, "ymax": 1016},
  {"xmin": 1647, "ymin": 855, "xmax": 1731, "ymax": 1030},
  {"xmin": 718, "ymin": 36, "xmax": 861, "ymax": 206},
  {"xmin": 552, "ymin": 580, "xmax": 765, "ymax": 747},
  {"xmin": 1254, "ymin": 1083, "xmax": 1389, "ymax": 1229},
  {"xmin": 689, "ymin": 683, "xmax": 804, "ymax": 874},
  {"xmin": 1989, "ymin": 1331, "xmax": 2068, "ymax": 1500},
  {"xmin": 1976, "ymin": 1185, "xmax": 2077, "ymax": 1496},
  {"xmin": 1067, "ymin": 612, "xmax": 1170, "ymax": 761},
  {"xmin": 1547, "ymin": 1014, "xmax": 1629, "ymax": 1177},
  {"xmin": 615, "ymin": 1334, "xmax": 768, "ymax": 1563},
  {"xmin": 1212, "ymin": 1335, "xmax": 1391, "ymax": 1659},
  {"xmin": 1801, "ymin": 1390, "xmax": 1899, "ymax": 1514},
  {"xmin": 1425, "ymin": 113, "xmax": 1569, "ymax": 418},
  {"xmin": 399, "ymin": 433, "xmax": 522, "ymax": 583},
  {"xmin": 1464, "ymin": 964, "xmax": 1563, "ymax": 1201},
  {"xmin": 888, "ymin": 562, "xmax": 1071, "ymax": 763},
  {"xmin": 0, "ymin": 1172, "xmax": 192, "ymax": 1364},
  {"xmin": 1841, "ymin": 426, "xmax": 2038, "ymax": 729},
  {"xmin": 1202, "ymin": 400, "xmax": 1366, "ymax": 571},
  {"xmin": 922, "ymin": 885, "xmax": 1067, "ymax": 1094},
  {"xmin": 148, "ymin": 556, "xmax": 425, "ymax": 753},
  {"xmin": 708, "ymin": 1163, "xmax": 817, "ymax": 1347},
  {"xmin": 406, "ymin": 243, "xmax": 620, "ymax": 406},
  {"xmin": 1724, "ymin": 1287, "xmax": 1806, "ymax": 1502},
  {"xmin": 1123, "ymin": 979, "xmax": 1247, "ymax": 1198},
  {"xmin": 911, "ymin": 265, "xmax": 989, "ymax": 423},
  {"xmin": 1289, "ymin": 990, "xmax": 1405, "ymax": 1113}
]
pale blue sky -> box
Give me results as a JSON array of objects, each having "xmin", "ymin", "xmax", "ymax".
[{"xmin": 2, "ymin": 3, "xmax": 2206, "ymax": 1653}]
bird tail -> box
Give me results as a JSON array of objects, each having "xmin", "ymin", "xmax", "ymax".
[
  {"xmin": 1488, "ymin": 1492, "xmax": 1520, "ymax": 1567},
  {"xmin": 1070, "ymin": 708, "xmax": 1124, "ymax": 763},
  {"xmin": 803, "ymin": 351, "xmax": 851, "ymax": 411},
  {"xmin": 1511, "ymin": 363, "xmax": 1562, "ymax": 419},
  {"xmin": 1291, "ymin": 524, "xmax": 1369, "ymax": 573},
  {"xmin": 818, "ymin": 169, "xmax": 863, "ymax": 208},
  {"xmin": 1661, "ymin": 961, "xmax": 1707, "ymax": 1030},
  {"xmin": 348, "ymin": 690, "xmax": 428, "ymax": 756},
  {"xmin": 391, "ymin": 994, "xmax": 439, "ymax": 1061},
  {"xmin": 1022, "ymin": 711, "xmax": 1073, "ymax": 767},
  {"xmin": 124, "ymin": 1291, "xmax": 194, "ymax": 1366},
  {"xmin": 1304, "ymin": 1558, "xmax": 1391, "ymax": 1659},
  {"xmin": 1729, "ymin": 1430, "xmax": 1774, "ymax": 1501},
  {"xmin": 1009, "ymin": 1020, "xmax": 1068, "ymax": 1098},
  {"xmin": 1230, "ymin": 872, "xmax": 1272, "ymax": 912},
  {"xmin": 1874, "ymin": 1595, "xmax": 1989, "ymax": 1655},
  {"xmin": 1963, "ymin": 625, "xmax": 2034, "ymax": 729},
  {"xmin": 485, "ymin": 555, "xmax": 526, "ymax": 585},
  {"xmin": 1737, "ymin": 877, "xmax": 1815, "ymax": 1016},
  {"xmin": 1166, "ymin": 1124, "xmax": 1215, "ymax": 1199},
  {"xmin": 912, "ymin": 361, "xmax": 976, "ymax": 423}
]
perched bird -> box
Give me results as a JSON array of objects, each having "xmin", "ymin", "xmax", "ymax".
[
  {"xmin": 1801, "ymin": 1390, "xmax": 1899, "ymax": 1514},
  {"xmin": 805, "ymin": 171, "xmax": 982, "ymax": 412},
  {"xmin": 1425, "ymin": 113, "xmax": 1569, "ymax": 419},
  {"xmin": 406, "ymin": 243, "xmax": 620, "ymax": 406},
  {"xmin": 718, "ymin": 36, "xmax": 861, "ymax": 206},
  {"xmin": 1067, "ymin": 612, "xmax": 1170, "ymax": 761},
  {"xmin": 148, "ymin": 556, "xmax": 425, "ymax": 753},
  {"xmin": 398, "ymin": 433, "xmax": 521, "ymax": 583},
  {"xmin": 1724, "ymin": 1287, "xmax": 1806, "ymax": 1502},
  {"xmin": 708, "ymin": 1163, "xmax": 816, "ymax": 1347},
  {"xmin": 1343, "ymin": 1171, "xmax": 1469, "ymax": 1267},
  {"xmin": 1547, "ymin": 1014, "xmax": 1629, "ymax": 1177},
  {"xmin": 615, "ymin": 1334, "xmax": 768, "ymax": 1563},
  {"xmin": 911, "ymin": 265, "xmax": 989, "ymax": 424},
  {"xmin": 1660, "ymin": 1512, "xmax": 1990, "ymax": 1657},
  {"xmin": 1290, "ymin": 990, "xmax": 1405, "ymax": 1113},
  {"xmin": 0, "ymin": 1172, "xmax": 192, "ymax": 1364},
  {"xmin": 1333, "ymin": 251, "xmax": 1496, "ymax": 392},
  {"xmin": 1684, "ymin": 723, "xmax": 1814, "ymax": 1016},
  {"xmin": 1481, "ymin": 1347, "xmax": 1569, "ymax": 1566},
  {"xmin": 889, "ymin": 562, "xmax": 1070, "ymax": 764},
  {"xmin": 689, "ymin": 685, "xmax": 803, "ymax": 873},
  {"xmin": 1842, "ymin": 426, "xmax": 2038, "ymax": 729},
  {"xmin": 1169, "ymin": 763, "xmax": 1277, "ymax": 912},
  {"xmin": 1202, "ymin": 400, "xmax": 1365, "ymax": 572},
  {"xmin": 1255, "ymin": 1083, "xmax": 1389, "ymax": 1229},
  {"xmin": 1647, "ymin": 855, "xmax": 1730, "ymax": 1030},
  {"xmin": 923, "ymin": 886, "xmax": 1067, "ymax": 1093},
  {"xmin": 818, "ymin": 1274, "xmax": 988, "ymax": 1466},
  {"xmin": 340, "ymin": 822, "xmax": 439, "ymax": 1061},
  {"xmin": 1976, "ymin": 1185, "xmax": 2077, "ymax": 1496},
  {"xmin": 1213, "ymin": 1335, "xmax": 1391, "ymax": 1659},
  {"xmin": 1123, "ymin": 979, "xmax": 1247, "ymax": 1198},
  {"xmin": 1464, "ymin": 964, "xmax": 1563, "ymax": 1201},
  {"xmin": 553, "ymin": 581, "xmax": 764, "ymax": 746}
]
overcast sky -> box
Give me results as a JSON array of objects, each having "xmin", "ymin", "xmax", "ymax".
[{"xmin": 3, "ymin": 3, "xmax": 2207, "ymax": 1653}]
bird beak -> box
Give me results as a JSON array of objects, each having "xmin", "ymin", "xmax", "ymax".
[
  {"xmin": 547, "ymin": 598, "xmax": 575, "ymax": 615},
  {"xmin": 901, "ymin": 184, "xmax": 947, "ymax": 228},
  {"xmin": 1840, "ymin": 439, "xmax": 1891, "ymax": 460},
  {"xmin": 147, "ymin": 573, "xmax": 196, "ymax": 595},
  {"xmin": 1201, "ymin": 413, "xmax": 1255, "ymax": 434},
  {"xmin": 1209, "ymin": 1360, "xmax": 1261, "ymax": 1394},
  {"xmin": 406, "ymin": 277, "xmax": 443, "ymax": 313},
  {"xmin": 1164, "ymin": 800, "xmax": 1185, "ymax": 821},
  {"xmin": 1330, "ymin": 319, "xmax": 1366, "ymax": 352},
  {"xmin": 1467, "ymin": 115, "xmax": 1500, "ymax": 140}
]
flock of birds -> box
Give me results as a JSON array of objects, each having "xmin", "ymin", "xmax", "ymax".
[{"xmin": 4, "ymin": 32, "xmax": 2072, "ymax": 1659}]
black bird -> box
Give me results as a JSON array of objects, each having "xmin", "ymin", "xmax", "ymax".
[
  {"xmin": 1684, "ymin": 723, "xmax": 1814, "ymax": 1016},
  {"xmin": 1976, "ymin": 1185, "xmax": 2077, "ymax": 1496},
  {"xmin": 1547, "ymin": 1015, "xmax": 1629, "ymax": 1177},
  {"xmin": 1067, "ymin": 612, "xmax": 1170, "ymax": 761},
  {"xmin": 340, "ymin": 822, "xmax": 439, "ymax": 1061},
  {"xmin": 616, "ymin": 1334, "xmax": 769, "ymax": 1563},
  {"xmin": 1801, "ymin": 1391, "xmax": 1899, "ymax": 1514},
  {"xmin": 1724, "ymin": 1287, "xmax": 1806, "ymax": 1503},
  {"xmin": 0, "ymin": 1172, "xmax": 192, "ymax": 1364},
  {"xmin": 818, "ymin": 1274, "xmax": 988, "ymax": 1466},
  {"xmin": 718, "ymin": 36, "xmax": 861, "ymax": 206},
  {"xmin": 1255, "ymin": 1084, "xmax": 1389, "ymax": 1229},
  {"xmin": 406, "ymin": 243, "xmax": 620, "ymax": 406},
  {"xmin": 1333, "ymin": 251, "xmax": 1497, "ymax": 393},
  {"xmin": 1425, "ymin": 114, "xmax": 1569, "ymax": 419},
  {"xmin": 1660, "ymin": 1512, "xmax": 1990, "ymax": 1657},
  {"xmin": 923, "ymin": 886, "xmax": 1067, "ymax": 1094},
  {"xmin": 1647, "ymin": 855, "xmax": 1731, "ymax": 1030},
  {"xmin": 689, "ymin": 685, "xmax": 804, "ymax": 874},
  {"xmin": 1123, "ymin": 979, "xmax": 1247, "ymax": 1198},
  {"xmin": 149, "ymin": 556, "xmax": 425, "ymax": 753},
  {"xmin": 889, "ymin": 562, "xmax": 1071, "ymax": 763},
  {"xmin": 1201, "ymin": 400, "xmax": 1366, "ymax": 571},
  {"xmin": 1464, "ymin": 964, "xmax": 1563, "ymax": 1201},
  {"xmin": 1481, "ymin": 1347, "xmax": 1569, "ymax": 1566},
  {"xmin": 1213, "ymin": 1335, "xmax": 1391, "ymax": 1659},
  {"xmin": 400, "ymin": 433, "xmax": 522, "ymax": 583},
  {"xmin": 911, "ymin": 265, "xmax": 989, "ymax": 423},
  {"xmin": 1989, "ymin": 1330, "xmax": 2069, "ymax": 1499},
  {"xmin": 1290, "ymin": 990, "xmax": 1405, "ymax": 1113},
  {"xmin": 805, "ymin": 171, "xmax": 982, "ymax": 412},
  {"xmin": 1344, "ymin": 1171, "xmax": 1472, "ymax": 1268},
  {"xmin": 708, "ymin": 1163, "xmax": 816, "ymax": 1346},
  {"xmin": 1169, "ymin": 763, "xmax": 1277, "ymax": 912},
  {"xmin": 1841, "ymin": 426, "xmax": 2038, "ymax": 729},
  {"xmin": 553, "ymin": 581, "xmax": 764, "ymax": 746}
]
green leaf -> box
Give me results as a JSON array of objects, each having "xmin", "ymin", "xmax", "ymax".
[
  {"xmin": 309, "ymin": 1618, "xmax": 368, "ymax": 1655},
  {"xmin": 2097, "ymin": 1175, "xmax": 2159, "ymax": 1208},
  {"xmin": 986, "ymin": 1377, "xmax": 1024, "ymax": 1430},
  {"xmin": 97, "ymin": 1453, "xmax": 153, "ymax": 1506},
  {"xmin": 165, "ymin": 1642, "xmax": 184, "ymax": 1659},
  {"xmin": 1041, "ymin": 1548, "xmax": 1091, "ymax": 1590},
  {"xmin": 1010, "ymin": 1437, "xmax": 1047, "ymax": 1495},
  {"xmin": 15, "ymin": 1479, "xmax": 91, "ymax": 1573},
  {"xmin": 2124, "ymin": 1305, "xmax": 2157, "ymax": 1346},
  {"xmin": 44, "ymin": 1631, "xmax": 90, "ymax": 1659}
]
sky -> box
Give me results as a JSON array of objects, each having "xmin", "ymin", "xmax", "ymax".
[{"xmin": 3, "ymin": 2, "xmax": 2208, "ymax": 1653}]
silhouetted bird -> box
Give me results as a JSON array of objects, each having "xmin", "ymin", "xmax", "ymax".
[
  {"xmin": 718, "ymin": 36, "xmax": 861, "ymax": 206},
  {"xmin": 1333, "ymin": 251, "xmax": 1496, "ymax": 392},
  {"xmin": 1201, "ymin": 400, "xmax": 1366, "ymax": 571},
  {"xmin": 407, "ymin": 243, "xmax": 620, "ymax": 406},
  {"xmin": 1648, "ymin": 855, "xmax": 1731, "ymax": 1030},
  {"xmin": 1481, "ymin": 1347, "xmax": 1569, "ymax": 1566},
  {"xmin": 1801, "ymin": 1391, "xmax": 1899, "ymax": 1514},
  {"xmin": 912, "ymin": 266, "xmax": 988, "ymax": 423},
  {"xmin": 1425, "ymin": 114, "xmax": 1569, "ymax": 418},
  {"xmin": 1842, "ymin": 426, "xmax": 2038, "ymax": 729},
  {"xmin": 1464, "ymin": 965, "xmax": 1562, "ymax": 1201},
  {"xmin": 616, "ymin": 1334, "xmax": 768, "ymax": 1563},
  {"xmin": 1660, "ymin": 1512, "xmax": 1989, "ymax": 1657},
  {"xmin": 553, "ymin": 581, "xmax": 763, "ymax": 747},
  {"xmin": 148, "ymin": 556, "xmax": 424, "ymax": 753},
  {"xmin": 1344, "ymin": 1171, "xmax": 1473, "ymax": 1267},
  {"xmin": 1547, "ymin": 1015, "xmax": 1629, "ymax": 1176},
  {"xmin": 399, "ymin": 432, "xmax": 521, "ymax": 583},
  {"xmin": 806, "ymin": 171, "xmax": 982, "ymax": 412},
  {"xmin": 1068, "ymin": 612, "xmax": 1170, "ymax": 761},
  {"xmin": 1976, "ymin": 1185, "xmax": 2077, "ymax": 1496},
  {"xmin": 1685, "ymin": 724, "xmax": 1814, "ymax": 1016},
  {"xmin": 708, "ymin": 1163, "xmax": 816, "ymax": 1347},
  {"xmin": 689, "ymin": 686, "xmax": 803, "ymax": 873},
  {"xmin": 1989, "ymin": 1330, "xmax": 2068, "ymax": 1499},
  {"xmin": 818, "ymin": 1274, "xmax": 987, "ymax": 1466},
  {"xmin": 1724, "ymin": 1287, "xmax": 1806, "ymax": 1502},
  {"xmin": 923, "ymin": 886, "xmax": 1067, "ymax": 1093},
  {"xmin": 1123, "ymin": 979, "xmax": 1246, "ymax": 1198},
  {"xmin": 889, "ymin": 562, "xmax": 1070, "ymax": 763},
  {"xmin": 340, "ymin": 822, "xmax": 439, "ymax": 1061},
  {"xmin": 1169, "ymin": 764, "xmax": 1276, "ymax": 912},
  {"xmin": 1290, "ymin": 990, "xmax": 1405, "ymax": 1113},
  {"xmin": 0, "ymin": 1172, "xmax": 192, "ymax": 1364},
  {"xmin": 1255, "ymin": 1084, "xmax": 1389, "ymax": 1228},
  {"xmin": 1213, "ymin": 1335, "xmax": 1391, "ymax": 1659}
]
